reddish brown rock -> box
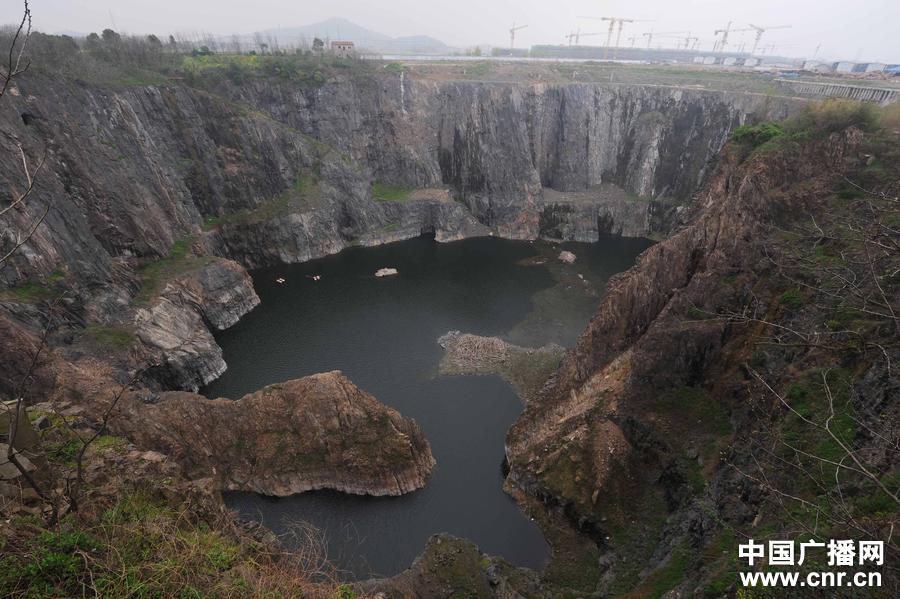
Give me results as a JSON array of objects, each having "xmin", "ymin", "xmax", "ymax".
[{"xmin": 114, "ymin": 371, "xmax": 435, "ymax": 497}]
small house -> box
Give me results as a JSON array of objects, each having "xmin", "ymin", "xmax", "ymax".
[{"xmin": 331, "ymin": 41, "xmax": 355, "ymax": 58}]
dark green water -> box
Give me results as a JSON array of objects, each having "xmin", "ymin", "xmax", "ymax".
[{"xmin": 203, "ymin": 235, "xmax": 653, "ymax": 579}]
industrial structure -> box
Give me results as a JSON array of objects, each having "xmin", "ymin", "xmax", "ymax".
[
  {"xmin": 509, "ymin": 23, "xmax": 527, "ymax": 49},
  {"xmin": 579, "ymin": 16, "xmax": 654, "ymax": 59},
  {"xmin": 493, "ymin": 17, "xmax": 897, "ymax": 78}
]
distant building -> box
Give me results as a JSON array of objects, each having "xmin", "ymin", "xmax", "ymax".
[
  {"xmin": 834, "ymin": 61, "xmax": 855, "ymax": 73},
  {"xmin": 861, "ymin": 62, "xmax": 886, "ymax": 73},
  {"xmin": 744, "ymin": 57, "xmax": 761, "ymax": 67},
  {"xmin": 330, "ymin": 41, "xmax": 355, "ymax": 58}
]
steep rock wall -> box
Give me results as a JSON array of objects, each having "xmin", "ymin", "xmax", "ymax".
[{"xmin": 1, "ymin": 74, "xmax": 798, "ymax": 290}]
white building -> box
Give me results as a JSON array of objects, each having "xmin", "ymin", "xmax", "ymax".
[{"xmin": 834, "ymin": 61, "xmax": 855, "ymax": 73}]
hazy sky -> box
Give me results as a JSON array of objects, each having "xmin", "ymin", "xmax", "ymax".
[{"xmin": 1, "ymin": 0, "xmax": 897, "ymax": 62}]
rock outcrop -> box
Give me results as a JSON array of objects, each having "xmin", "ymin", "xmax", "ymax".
[
  {"xmin": 134, "ymin": 258, "xmax": 260, "ymax": 391},
  {"xmin": 438, "ymin": 332, "xmax": 564, "ymax": 403},
  {"xmin": 113, "ymin": 371, "xmax": 435, "ymax": 496},
  {"xmin": 362, "ymin": 534, "xmax": 548, "ymax": 598}
]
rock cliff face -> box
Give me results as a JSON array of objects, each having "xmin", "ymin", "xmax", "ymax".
[
  {"xmin": 504, "ymin": 128, "xmax": 869, "ymax": 591},
  {"xmin": 113, "ymin": 371, "xmax": 435, "ymax": 496},
  {"xmin": 1, "ymin": 72, "xmax": 799, "ymax": 290}
]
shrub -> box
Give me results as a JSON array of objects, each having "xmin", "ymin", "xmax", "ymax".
[
  {"xmin": 789, "ymin": 99, "xmax": 879, "ymax": 135},
  {"xmin": 732, "ymin": 122, "xmax": 784, "ymax": 147},
  {"xmin": 779, "ymin": 288, "xmax": 804, "ymax": 309}
]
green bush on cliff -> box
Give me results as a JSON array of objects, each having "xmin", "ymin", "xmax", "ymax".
[
  {"xmin": 732, "ymin": 121, "xmax": 784, "ymax": 147},
  {"xmin": 790, "ymin": 99, "xmax": 879, "ymax": 134}
]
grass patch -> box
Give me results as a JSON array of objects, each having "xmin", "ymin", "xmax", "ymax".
[
  {"xmin": 202, "ymin": 175, "xmax": 320, "ymax": 230},
  {"xmin": 625, "ymin": 191, "xmax": 652, "ymax": 202},
  {"xmin": 131, "ymin": 235, "xmax": 217, "ymax": 306},
  {"xmin": 80, "ymin": 324, "xmax": 135, "ymax": 348},
  {"xmin": 0, "ymin": 490, "xmax": 341, "ymax": 598},
  {"xmin": 464, "ymin": 61, "xmax": 492, "ymax": 78},
  {"xmin": 652, "ymin": 386, "xmax": 733, "ymax": 438},
  {"xmin": 372, "ymin": 182, "xmax": 413, "ymax": 202},
  {"xmin": 622, "ymin": 544, "xmax": 691, "ymax": 599},
  {"xmin": 0, "ymin": 281, "xmax": 57, "ymax": 302},
  {"xmin": 779, "ymin": 288, "xmax": 805, "ymax": 309}
]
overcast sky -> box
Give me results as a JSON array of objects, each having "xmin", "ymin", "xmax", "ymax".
[{"xmin": 1, "ymin": 0, "xmax": 897, "ymax": 62}]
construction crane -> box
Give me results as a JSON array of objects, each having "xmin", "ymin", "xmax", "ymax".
[
  {"xmin": 565, "ymin": 30, "xmax": 603, "ymax": 46},
  {"xmin": 684, "ymin": 36, "xmax": 700, "ymax": 50},
  {"xmin": 642, "ymin": 30, "xmax": 690, "ymax": 49},
  {"xmin": 580, "ymin": 16, "xmax": 654, "ymax": 59},
  {"xmin": 713, "ymin": 22, "xmax": 756, "ymax": 53},
  {"xmin": 509, "ymin": 23, "xmax": 527, "ymax": 49},
  {"xmin": 748, "ymin": 24, "xmax": 791, "ymax": 55}
]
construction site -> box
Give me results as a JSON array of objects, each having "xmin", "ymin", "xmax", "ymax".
[{"xmin": 488, "ymin": 15, "xmax": 898, "ymax": 79}]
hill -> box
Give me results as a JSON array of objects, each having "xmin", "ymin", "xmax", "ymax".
[{"xmin": 261, "ymin": 17, "xmax": 453, "ymax": 55}]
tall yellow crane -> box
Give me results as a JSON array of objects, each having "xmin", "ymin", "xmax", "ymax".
[
  {"xmin": 580, "ymin": 16, "xmax": 654, "ymax": 59},
  {"xmin": 509, "ymin": 23, "xmax": 527, "ymax": 49},
  {"xmin": 748, "ymin": 24, "xmax": 791, "ymax": 55}
]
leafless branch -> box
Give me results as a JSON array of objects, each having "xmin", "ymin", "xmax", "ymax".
[{"xmin": 0, "ymin": 0, "xmax": 32, "ymax": 100}]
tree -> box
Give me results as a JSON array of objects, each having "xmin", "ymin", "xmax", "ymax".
[
  {"xmin": 85, "ymin": 31, "xmax": 101, "ymax": 52},
  {"xmin": 0, "ymin": 0, "xmax": 46, "ymax": 267},
  {"xmin": 101, "ymin": 28, "xmax": 121, "ymax": 45},
  {"xmin": 312, "ymin": 37, "xmax": 324, "ymax": 54}
]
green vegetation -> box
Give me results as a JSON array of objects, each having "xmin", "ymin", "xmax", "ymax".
[
  {"xmin": 466, "ymin": 62, "xmax": 492, "ymax": 77},
  {"xmin": 732, "ymin": 121, "xmax": 784, "ymax": 147},
  {"xmin": 0, "ymin": 281, "xmax": 57, "ymax": 302},
  {"xmin": 80, "ymin": 323, "xmax": 135, "ymax": 348},
  {"xmin": 0, "ymin": 267, "xmax": 67, "ymax": 302},
  {"xmin": 372, "ymin": 182, "xmax": 414, "ymax": 202},
  {"xmin": 14, "ymin": 28, "xmax": 376, "ymax": 90},
  {"xmin": 734, "ymin": 100, "xmax": 888, "ymax": 159},
  {"xmin": 132, "ymin": 235, "xmax": 204, "ymax": 305},
  {"xmin": 625, "ymin": 544, "xmax": 691, "ymax": 599},
  {"xmin": 180, "ymin": 53, "xmax": 340, "ymax": 88},
  {"xmin": 653, "ymin": 385, "xmax": 733, "ymax": 438},
  {"xmin": 778, "ymin": 287, "xmax": 804, "ymax": 309},
  {"xmin": 625, "ymin": 191, "xmax": 653, "ymax": 202},
  {"xmin": 0, "ymin": 490, "xmax": 341, "ymax": 598},
  {"xmin": 202, "ymin": 174, "xmax": 321, "ymax": 232}
]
